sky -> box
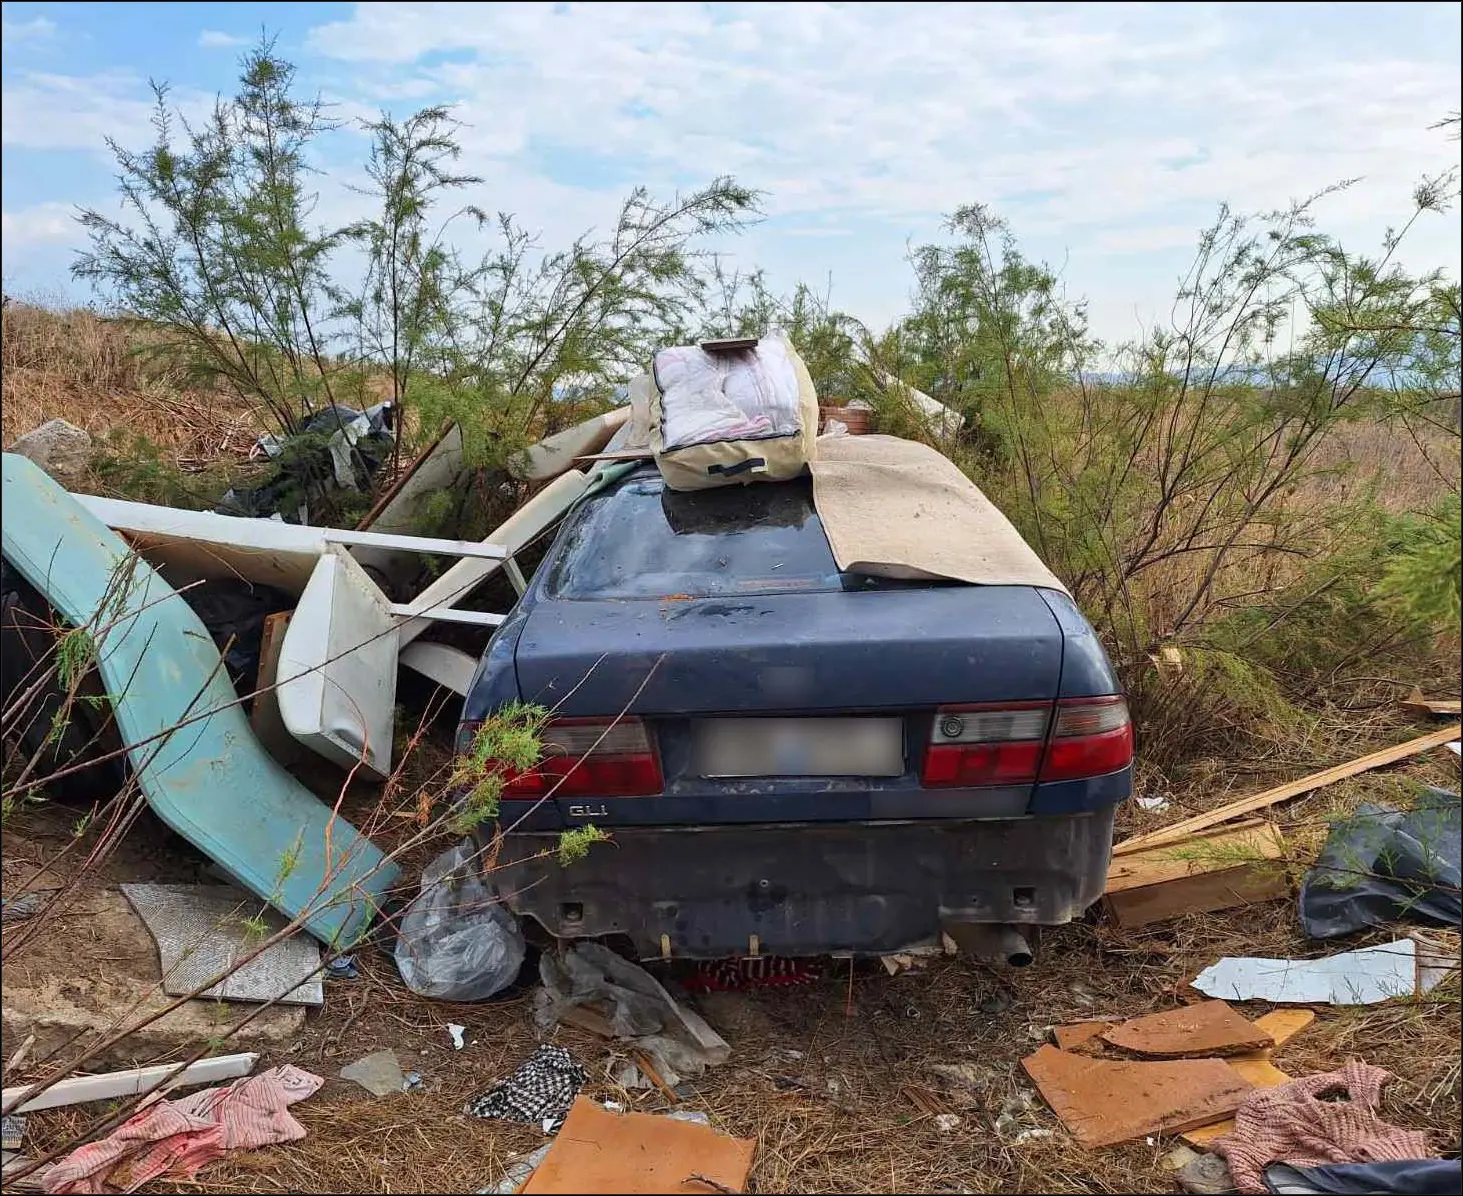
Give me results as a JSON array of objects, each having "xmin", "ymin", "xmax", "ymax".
[{"xmin": 2, "ymin": 1, "xmax": 1460, "ymax": 347}]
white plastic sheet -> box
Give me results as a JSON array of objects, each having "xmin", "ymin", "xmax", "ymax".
[{"xmin": 1192, "ymin": 939, "xmax": 1418, "ymax": 1005}]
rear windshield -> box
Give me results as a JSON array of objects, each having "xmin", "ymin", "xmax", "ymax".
[{"xmin": 544, "ymin": 472, "xmax": 950, "ymax": 599}]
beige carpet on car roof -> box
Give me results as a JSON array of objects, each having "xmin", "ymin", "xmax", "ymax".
[{"xmin": 808, "ymin": 433, "xmax": 1069, "ymax": 594}]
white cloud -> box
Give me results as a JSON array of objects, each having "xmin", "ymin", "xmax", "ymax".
[
  {"xmin": 293, "ymin": 2, "xmax": 1460, "ymax": 337},
  {"xmin": 1, "ymin": 202, "xmax": 77, "ymax": 249},
  {"xmin": 1, "ymin": 15, "xmax": 55, "ymax": 45},
  {"xmin": 198, "ymin": 29, "xmax": 249, "ymax": 49},
  {"xmin": 1, "ymin": 70, "xmax": 212, "ymax": 154}
]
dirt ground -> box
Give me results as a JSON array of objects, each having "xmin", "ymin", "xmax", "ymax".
[{"xmin": 3, "ymin": 741, "xmax": 1460, "ymax": 1195}]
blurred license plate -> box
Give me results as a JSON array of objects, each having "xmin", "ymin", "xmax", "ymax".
[{"xmin": 695, "ymin": 718, "xmax": 904, "ymax": 778}]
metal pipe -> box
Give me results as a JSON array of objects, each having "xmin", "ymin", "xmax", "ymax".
[{"xmin": 940, "ymin": 922, "xmax": 1035, "ymax": 968}]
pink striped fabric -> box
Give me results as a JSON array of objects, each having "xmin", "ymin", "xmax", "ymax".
[{"xmin": 44, "ymin": 1065, "xmax": 322, "ymax": 1194}]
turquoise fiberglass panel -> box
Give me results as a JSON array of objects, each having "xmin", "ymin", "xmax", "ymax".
[{"xmin": 2, "ymin": 452, "xmax": 398, "ymax": 946}]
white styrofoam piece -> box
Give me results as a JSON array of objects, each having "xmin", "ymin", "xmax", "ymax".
[
  {"xmin": 512, "ymin": 408, "xmax": 630, "ymax": 481},
  {"xmin": 1192, "ymin": 939, "xmax": 1418, "ymax": 1005},
  {"xmin": 277, "ymin": 545, "xmax": 398, "ymax": 777},
  {"xmin": 399, "ymin": 641, "xmax": 479, "ymax": 696},
  {"xmin": 3, "ymin": 1053, "xmax": 258, "ymax": 1114},
  {"xmin": 396, "ymin": 469, "xmax": 590, "ymax": 648}
]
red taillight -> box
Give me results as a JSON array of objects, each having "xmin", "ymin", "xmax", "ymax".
[
  {"xmin": 919, "ymin": 696, "xmax": 1132, "ymax": 788},
  {"xmin": 1038, "ymin": 696, "xmax": 1133, "ymax": 782},
  {"xmin": 921, "ymin": 702, "xmax": 1050, "ymax": 787},
  {"xmin": 499, "ymin": 717, "xmax": 663, "ymax": 798}
]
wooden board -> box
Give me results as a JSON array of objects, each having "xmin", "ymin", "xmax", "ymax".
[
  {"xmin": 1103, "ymin": 822, "xmax": 1289, "ymax": 928},
  {"xmin": 1100, "ymin": 1000, "xmax": 1274, "ymax": 1059},
  {"xmin": 1177, "ymin": 1008, "xmax": 1313, "ymax": 1146},
  {"xmin": 522, "ymin": 1096, "xmax": 755, "ymax": 1194},
  {"xmin": 1052, "ymin": 1021, "xmax": 1115, "ymax": 1051},
  {"xmin": 1113, "ymin": 724, "xmax": 1461, "ymax": 854},
  {"xmin": 249, "ymin": 612, "xmax": 310, "ymax": 769},
  {"xmin": 1252, "ymin": 1008, "xmax": 1314, "ymax": 1048},
  {"xmin": 1020, "ymin": 1045, "xmax": 1253, "ymax": 1149},
  {"xmin": 1106, "ymin": 820, "xmax": 1278, "ymax": 892},
  {"xmin": 1402, "ymin": 687, "xmax": 1462, "ymax": 717}
]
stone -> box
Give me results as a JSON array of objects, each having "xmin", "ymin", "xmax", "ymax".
[
  {"xmin": 1020, "ymin": 1045, "xmax": 1254, "ymax": 1149},
  {"xmin": 1100, "ymin": 1001, "xmax": 1274, "ymax": 1059},
  {"xmin": 340, "ymin": 1049, "xmax": 405, "ymax": 1097},
  {"xmin": 9, "ymin": 420, "xmax": 93, "ymax": 486},
  {"xmin": 1177, "ymin": 1152, "xmax": 1239, "ymax": 1195}
]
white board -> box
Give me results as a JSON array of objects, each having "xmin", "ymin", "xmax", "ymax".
[
  {"xmin": 277, "ymin": 545, "xmax": 399, "ymax": 777},
  {"xmin": 512, "ymin": 408, "xmax": 630, "ymax": 481},
  {"xmin": 395, "ymin": 469, "xmax": 590, "ymax": 648}
]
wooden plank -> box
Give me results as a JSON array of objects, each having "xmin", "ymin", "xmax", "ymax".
[
  {"xmin": 1104, "ymin": 863, "xmax": 1290, "ymax": 929},
  {"xmin": 1103, "ymin": 822, "xmax": 1289, "ymax": 929},
  {"xmin": 2, "ymin": 1053, "xmax": 258, "ymax": 1114},
  {"xmin": 1178, "ymin": 1010, "xmax": 1313, "ymax": 1146},
  {"xmin": 249, "ymin": 611, "xmax": 309, "ymax": 768},
  {"xmin": 1180, "ymin": 1055, "xmax": 1292, "ymax": 1147},
  {"xmin": 1402, "ymin": 687, "xmax": 1462, "ymax": 717},
  {"xmin": 1105, "ymin": 821, "xmax": 1277, "ymax": 894},
  {"xmin": 1252, "ymin": 1008, "xmax": 1314, "ymax": 1048},
  {"xmin": 1114, "ymin": 725, "xmax": 1462, "ymax": 855}
]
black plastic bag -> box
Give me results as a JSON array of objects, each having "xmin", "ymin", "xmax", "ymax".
[
  {"xmin": 1264, "ymin": 1159, "xmax": 1461, "ymax": 1195},
  {"xmin": 1299, "ymin": 787, "xmax": 1461, "ymax": 939},
  {"xmin": 217, "ymin": 403, "xmax": 395, "ymax": 523},
  {"xmin": 181, "ymin": 579, "xmax": 295, "ymax": 705}
]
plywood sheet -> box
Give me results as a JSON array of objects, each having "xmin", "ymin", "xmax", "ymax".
[
  {"xmin": 1021, "ymin": 1045, "xmax": 1253, "ymax": 1149},
  {"xmin": 1100, "ymin": 1000, "xmax": 1274, "ymax": 1059},
  {"xmin": 522, "ymin": 1098, "xmax": 754, "ymax": 1194}
]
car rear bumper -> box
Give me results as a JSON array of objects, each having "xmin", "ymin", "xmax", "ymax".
[{"xmin": 484, "ymin": 806, "xmax": 1117, "ymax": 959}]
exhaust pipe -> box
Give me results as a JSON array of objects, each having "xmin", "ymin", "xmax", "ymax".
[{"xmin": 940, "ymin": 922, "xmax": 1035, "ymax": 968}]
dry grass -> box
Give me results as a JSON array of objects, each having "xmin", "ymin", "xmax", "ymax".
[
  {"xmin": 7, "ymin": 737, "xmax": 1459, "ymax": 1195},
  {"xmin": 1, "ymin": 301, "xmax": 264, "ymax": 464}
]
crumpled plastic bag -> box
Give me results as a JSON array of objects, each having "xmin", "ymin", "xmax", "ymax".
[
  {"xmin": 533, "ymin": 940, "xmax": 729, "ymax": 1085},
  {"xmin": 1299, "ymin": 787, "xmax": 1461, "ymax": 940},
  {"xmin": 394, "ymin": 842, "xmax": 526, "ymax": 1001},
  {"xmin": 218, "ymin": 402, "xmax": 395, "ymax": 522}
]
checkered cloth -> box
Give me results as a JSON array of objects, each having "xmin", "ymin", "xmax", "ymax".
[{"xmin": 464, "ymin": 1045, "xmax": 587, "ymax": 1132}]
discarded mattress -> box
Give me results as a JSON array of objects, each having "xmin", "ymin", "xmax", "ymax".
[
  {"xmin": 1, "ymin": 452, "xmax": 397, "ymax": 946},
  {"xmin": 808, "ymin": 434, "xmax": 1069, "ymax": 592}
]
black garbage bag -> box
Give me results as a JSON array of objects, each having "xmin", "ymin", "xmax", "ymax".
[
  {"xmin": 180, "ymin": 579, "xmax": 296, "ymax": 706},
  {"xmin": 1264, "ymin": 1159, "xmax": 1461, "ymax": 1195},
  {"xmin": 1299, "ymin": 786, "xmax": 1461, "ymax": 939},
  {"xmin": 217, "ymin": 402, "xmax": 395, "ymax": 523}
]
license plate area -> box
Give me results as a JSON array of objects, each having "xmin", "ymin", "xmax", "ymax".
[{"xmin": 693, "ymin": 717, "xmax": 905, "ymax": 778}]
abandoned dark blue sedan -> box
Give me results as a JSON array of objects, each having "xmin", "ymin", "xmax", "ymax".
[{"xmin": 460, "ymin": 465, "xmax": 1132, "ymax": 960}]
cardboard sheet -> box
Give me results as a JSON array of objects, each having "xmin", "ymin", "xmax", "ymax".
[
  {"xmin": 808, "ymin": 435, "xmax": 1068, "ymax": 593},
  {"xmin": 521, "ymin": 1097, "xmax": 754, "ymax": 1194}
]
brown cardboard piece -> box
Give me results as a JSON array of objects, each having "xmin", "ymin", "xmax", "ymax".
[
  {"xmin": 1021, "ymin": 1045, "xmax": 1254, "ymax": 1149},
  {"xmin": 1052, "ymin": 1021, "xmax": 1115, "ymax": 1051},
  {"xmin": 1178, "ymin": 1009, "xmax": 1315, "ymax": 1147},
  {"xmin": 522, "ymin": 1097, "xmax": 756, "ymax": 1195},
  {"xmin": 1100, "ymin": 1000, "xmax": 1275, "ymax": 1058}
]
